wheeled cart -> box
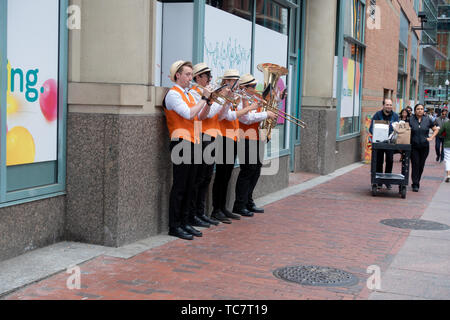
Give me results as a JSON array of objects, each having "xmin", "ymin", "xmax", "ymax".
[{"xmin": 371, "ymin": 142, "xmax": 411, "ymax": 199}]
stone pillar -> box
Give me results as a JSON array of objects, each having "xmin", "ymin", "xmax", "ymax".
[
  {"xmin": 65, "ymin": 0, "xmax": 171, "ymax": 247},
  {"xmin": 296, "ymin": 0, "xmax": 338, "ymax": 175}
]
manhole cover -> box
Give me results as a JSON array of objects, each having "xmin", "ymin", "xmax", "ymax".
[
  {"xmin": 380, "ymin": 219, "xmax": 450, "ymax": 230},
  {"xmin": 273, "ymin": 265, "xmax": 359, "ymax": 287}
]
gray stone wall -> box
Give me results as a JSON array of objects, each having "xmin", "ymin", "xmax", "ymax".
[
  {"xmin": 65, "ymin": 112, "xmax": 172, "ymax": 247},
  {"xmin": 336, "ymin": 137, "xmax": 362, "ymax": 169},
  {"xmin": 0, "ymin": 196, "xmax": 65, "ymax": 262},
  {"xmin": 295, "ymin": 107, "xmax": 337, "ymax": 175},
  {"xmin": 65, "ymin": 112, "xmax": 290, "ymax": 248}
]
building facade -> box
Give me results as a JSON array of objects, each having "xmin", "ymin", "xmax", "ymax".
[
  {"xmin": 0, "ymin": 0, "xmax": 373, "ymax": 262},
  {"xmin": 422, "ymin": 0, "xmax": 450, "ymax": 106}
]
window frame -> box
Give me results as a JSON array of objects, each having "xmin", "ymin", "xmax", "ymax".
[
  {"xmin": 336, "ymin": 0, "xmax": 366, "ymax": 140},
  {"xmin": 0, "ymin": 0, "xmax": 68, "ymax": 208},
  {"xmin": 200, "ymin": 0, "xmax": 303, "ymax": 161}
]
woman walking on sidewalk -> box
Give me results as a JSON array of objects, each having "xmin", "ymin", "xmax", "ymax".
[
  {"xmin": 438, "ymin": 119, "xmax": 450, "ymax": 182},
  {"xmin": 409, "ymin": 104, "xmax": 439, "ymax": 192}
]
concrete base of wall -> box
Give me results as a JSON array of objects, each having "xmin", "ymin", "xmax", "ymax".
[
  {"xmin": 294, "ymin": 107, "xmax": 362, "ymax": 174},
  {"xmin": 0, "ymin": 196, "xmax": 65, "ymax": 262},
  {"xmin": 295, "ymin": 107, "xmax": 337, "ymax": 174},
  {"xmin": 65, "ymin": 112, "xmax": 290, "ymax": 248}
]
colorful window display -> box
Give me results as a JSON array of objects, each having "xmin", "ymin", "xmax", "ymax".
[
  {"xmin": 6, "ymin": 0, "xmax": 59, "ymax": 166},
  {"xmin": 0, "ymin": 0, "xmax": 67, "ymax": 204}
]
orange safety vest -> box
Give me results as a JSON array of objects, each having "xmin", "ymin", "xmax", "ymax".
[
  {"xmin": 239, "ymin": 100, "xmax": 262, "ymax": 141},
  {"xmin": 164, "ymin": 86, "xmax": 200, "ymax": 144},
  {"xmin": 191, "ymin": 86, "xmax": 220, "ymax": 138}
]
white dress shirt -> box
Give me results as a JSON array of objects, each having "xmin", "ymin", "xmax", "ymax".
[
  {"xmin": 238, "ymin": 100, "xmax": 267, "ymax": 125},
  {"xmin": 165, "ymin": 84, "xmax": 195, "ymax": 120}
]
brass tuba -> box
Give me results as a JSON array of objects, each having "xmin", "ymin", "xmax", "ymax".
[
  {"xmin": 258, "ymin": 63, "xmax": 289, "ymax": 141},
  {"xmin": 257, "ymin": 63, "xmax": 306, "ymax": 141}
]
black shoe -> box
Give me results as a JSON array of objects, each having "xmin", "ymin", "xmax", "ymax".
[
  {"xmin": 233, "ymin": 207, "xmax": 254, "ymax": 217},
  {"xmin": 182, "ymin": 225, "xmax": 202, "ymax": 237},
  {"xmin": 412, "ymin": 185, "xmax": 419, "ymax": 192},
  {"xmin": 221, "ymin": 208, "xmax": 241, "ymax": 220},
  {"xmin": 211, "ymin": 210, "xmax": 232, "ymax": 224},
  {"xmin": 190, "ymin": 215, "xmax": 210, "ymax": 228},
  {"xmin": 385, "ymin": 184, "xmax": 392, "ymax": 190},
  {"xmin": 247, "ymin": 205, "xmax": 264, "ymax": 213},
  {"xmin": 436, "ymin": 156, "xmax": 440, "ymax": 161},
  {"xmin": 168, "ymin": 227, "xmax": 194, "ymax": 240},
  {"xmin": 198, "ymin": 214, "xmax": 220, "ymax": 226}
]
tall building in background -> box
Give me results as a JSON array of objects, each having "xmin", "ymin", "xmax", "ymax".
[{"xmin": 421, "ymin": 0, "xmax": 448, "ymax": 107}]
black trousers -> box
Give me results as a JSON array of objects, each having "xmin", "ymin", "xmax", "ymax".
[
  {"xmin": 234, "ymin": 138, "xmax": 263, "ymax": 210},
  {"xmin": 212, "ymin": 136, "xmax": 237, "ymax": 211},
  {"xmin": 411, "ymin": 145, "xmax": 429, "ymax": 188},
  {"xmin": 190, "ymin": 134, "xmax": 216, "ymax": 218},
  {"xmin": 168, "ymin": 140, "xmax": 199, "ymax": 229},
  {"xmin": 376, "ymin": 149, "xmax": 394, "ymax": 174},
  {"xmin": 436, "ymin": 137, "xmax": 445, "ymax": 161}
]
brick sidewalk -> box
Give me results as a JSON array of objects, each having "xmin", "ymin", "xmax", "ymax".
[{"xmin": 4, "ymin": 153, "xmax": 446, "ymax": 300}]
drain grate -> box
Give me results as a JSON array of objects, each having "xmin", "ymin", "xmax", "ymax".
[
  {"xmin": 380, "ymin": 219, "xmax": 450, "ymax": 230},
  {"xmin": 273, "ymin": 265, "xmax": 359, "ymax": 287}
]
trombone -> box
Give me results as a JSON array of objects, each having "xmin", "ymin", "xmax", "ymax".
[
  {"xmin": 237, "ymin": 87, "xmax": 307, "ymax": 129},
  {"xmin": 189, "ymin": 81, "xmax": 240, "ymax": 109}
]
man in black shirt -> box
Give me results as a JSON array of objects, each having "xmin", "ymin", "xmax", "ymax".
[{"xmin": 369, "ymin": 98, "xmax": 399, "ymax": 189}]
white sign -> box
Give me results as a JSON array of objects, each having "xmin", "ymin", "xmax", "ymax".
[{"xmin": 204, "ymin": 5, "xmax": 252, "ymax": 82}]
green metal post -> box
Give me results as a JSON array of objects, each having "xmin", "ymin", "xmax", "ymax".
[
  {"xmin": 0, "ymin": 0, "xmax": 7, "ymax": 202},
  {"xmin": 193, "ymin": 0, "xmax": 205, "ymax": 64}
]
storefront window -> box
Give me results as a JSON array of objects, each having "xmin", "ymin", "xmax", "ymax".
[
  {"xmin": 206, "ymin": 0, "xmax": 253, "ymax": 21},
  {"xmin": 397, "ymin": 74, "xmax": 406, "ymax": 110},
  {"xmin": 203, "ymin": 0, "xmax": 296, "ymax": 154},
  {"xmin": 255, "ymin": 0, "xmax": 288, "ymax": 35},
  {"xmin": 0, "ymin": 0, "xmax": 67, "ymax": 206},
  {"xmin": 409, "ymin": 58, "xmax": 417, "ymax": 101},
  {"xmin": 344, "ymin": 0, "xmax": 364, "ymax": 42},
  {"xmin": 338, "ymin": 0, "xmax": 365, "ymax": 137},
  {"xmin": 398, "ymin": 45, "xmax": 407, "ymax": 72}
]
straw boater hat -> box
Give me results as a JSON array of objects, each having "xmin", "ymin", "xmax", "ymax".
[
  {"xmin": 239, "ymin": 74, "xmax": 257, "ymax": 86},
  {"xmin": 222, "ymin": 69, "xmax": 240, "ymax": 80},
  {"xmin": 169, "ymin": 60, "xmax": 193, "ymax": 82},
  {"xmin": 193, "ymin": 62, "xmax": 211, "ymax": 78}
]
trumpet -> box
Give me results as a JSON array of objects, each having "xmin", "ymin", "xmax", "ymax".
[
  {"xmin": 236, "ymin": 87, "xmax": 306, "ymax": 129},
  {"xmin": 189, "ymin": 81, "xmax": 240, "ymax": 109}
]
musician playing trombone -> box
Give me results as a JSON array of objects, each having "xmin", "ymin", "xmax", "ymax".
[
  {"xmin": 187, "ymin": 62, "xmax": 223, "ymax": 228},
  {"xmin": 163, "ymin": 60, "xmax": 213, "ymax": 241},
  {"xmin": 232, "ymin": 74, "xmax": 276, "ymax": 217},
  {"xmin": 188, "ymin": 64, "xmax": 260, "ymax": 227},
  {"xmin": 207, "ymin": 69, "xmax": 257, "ymax": 223}
]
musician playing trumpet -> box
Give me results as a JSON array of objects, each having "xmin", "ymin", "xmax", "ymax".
[
  {"xmin": 188, "ymin": 64, "xmax": 259, "ymax": 227},
  {"xmin": 232, "ymin": 74, "xmax": 276, "ymax": 217}
]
